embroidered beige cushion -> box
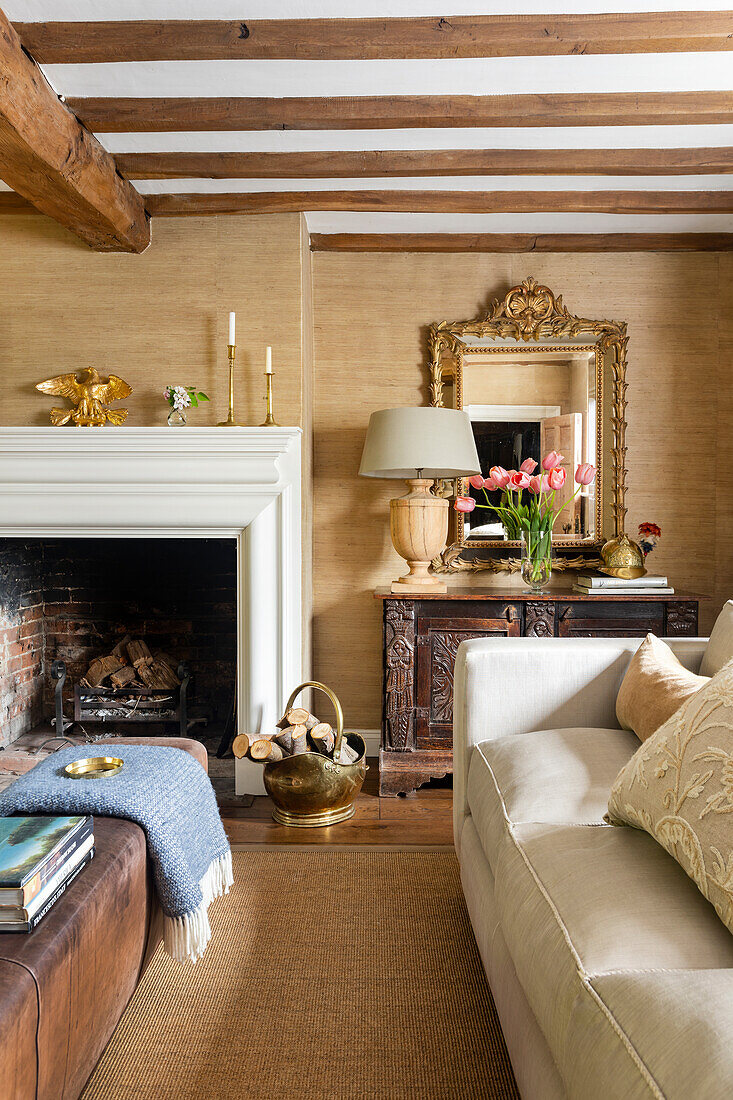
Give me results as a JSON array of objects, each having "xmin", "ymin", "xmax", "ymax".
[
  {"xmin": 701, "ymin": 600, "xmax": 733, "ymax": 676},
  {"xmin": 608, "ymin": 660, "xmax": 733, "ymax": 934},
  {"xmin": 616, "ymin": 633, "xmax": 709, "ymax": 742}
]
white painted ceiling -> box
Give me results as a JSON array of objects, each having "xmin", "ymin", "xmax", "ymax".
[
  {"xmin": 132, "ymin": 176, "xmax": 733, "ymax": 194},
  {"xmin": 98, "ymin": 127, "xmax": 733, "ymax": 154},
  {"xmin": 6, "ymin": 2, "xmax": 733, "ymax": 17},
  {"xmin": 2, "ymin": 2, "xmax": 732, "ymax": 239},
  {"xmin": 303, "ymin": 211, "xmax": 733, "ymax": 234},
  {"xmin": 41, "ymin": 55, "xmax": 733, "ymax": 99}
]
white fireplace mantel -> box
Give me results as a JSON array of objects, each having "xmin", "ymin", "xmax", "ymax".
[{"xmin": 0, "ymin": 427, "xmax": 303, "ymax": 793}]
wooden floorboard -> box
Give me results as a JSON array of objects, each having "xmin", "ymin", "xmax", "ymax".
[{"xmin": 221, "ymin": 762, "xmax": 454, "ymax": 846}]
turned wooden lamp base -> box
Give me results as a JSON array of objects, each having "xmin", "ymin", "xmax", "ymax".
[
  {"xmin": 389, "ymin": 479, "xmax": 448, "ymax": 595},
  {"xmin": 391, "ymin": 574, "xmax": 447, "ymax": 594},
  {"xmin": 391, "ymin": 578, "xmax": 448, "ymax": 594}
]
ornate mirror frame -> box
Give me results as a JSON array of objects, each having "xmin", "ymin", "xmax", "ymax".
[{"xmin": 428, "ymin": 277, "xmax": 628, "ymax": 575}]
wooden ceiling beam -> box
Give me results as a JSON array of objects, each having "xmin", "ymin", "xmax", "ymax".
[
  {"xmin": 14, "ymin": 12, "xmax": 733, "ymax": 63},
  {"xmin": 0, "ymin": 192, "xmax": 36, "ymax": 212},
  {"xmin": 3, "ymin": 194, "xmax": 729, "ymax": 252},
  {"xmin": 0, "ymin": 9, "xmax": 149, "ymax": 251},
  {"xmin": 143, "ymin": 190, "xmax": 733, "ymax": 216},
  {"xmin": 69, "ymin": 92, "xmax": 733, "ymax": 133},
  {"xmin": 6, "ymin": 188, "xmax": 730, "ymax": 218},
  {"xmin": 116, "ymin": 147, "xmax": 733, "ymax": 180},
  {"xmin": 310, "ymin": 232, "xmax": 733, "ymax": 253}
]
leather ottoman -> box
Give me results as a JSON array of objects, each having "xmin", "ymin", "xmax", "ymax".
[{"xmin": 0, "ymin": 737, "xmax": 207, "ymax": 1100}]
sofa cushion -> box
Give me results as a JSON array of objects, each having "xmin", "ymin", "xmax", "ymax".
[
  {"xmin": 566, "ymin": 969, "xmax": 733, "ymax": 1100},
  {"xmin": 493, "ymin": 821, "xmax": 733, "ymax": 1085},
  {"xmin": 609, "ymin": 659, "xmax": 733, "ymax": 938},
  {"xmin": 701, "ymin": 599, "xmax": 733, "ymax": 676},
  {"xmin": 466, "ymin": 726, "xmax": 638, "ymax": 870},
  {"xmin": 615, "ymin": 632, "xmax": 709, "ymax": 742}
]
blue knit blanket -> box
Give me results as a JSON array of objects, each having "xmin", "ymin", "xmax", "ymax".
[{"xmin": 0, "ymin": 744, "xmax": 232, "ymax": 963}]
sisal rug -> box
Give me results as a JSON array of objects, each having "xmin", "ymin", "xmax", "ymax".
[{"xmin": 82, "ymin": 850, "xmax": 519, "ymax": 1100}]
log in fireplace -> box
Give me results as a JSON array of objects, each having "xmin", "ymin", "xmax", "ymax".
[{"xmin": 0, "ymin": 537, "xmax": 236, "ymax": 747}]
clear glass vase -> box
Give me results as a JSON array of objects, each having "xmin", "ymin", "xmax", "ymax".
[
  {"xmin": 167, "ymin": 407, "xmax": 187, "ymax": 427},
  {"xmin": 520, "ymin": 528, "xmax": 552, "ymax": 593}
]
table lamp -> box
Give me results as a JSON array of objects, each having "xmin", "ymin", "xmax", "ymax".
[{"xmin": 359, "ymin": 406, "xmax": 481, "ymax": 593}]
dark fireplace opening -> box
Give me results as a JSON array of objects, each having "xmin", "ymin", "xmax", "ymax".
[{"xmin": 0, "ymin": 538, "xmax": 237, "ymax": 748}]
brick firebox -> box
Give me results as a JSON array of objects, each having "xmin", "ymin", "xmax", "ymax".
[
  {"xmin": 0, "ymin": 542, "xmax": 45, "ymax": 744},
  {"xmin": 0, "ymin": 538, "xmax": 236, "ymax": 747}
]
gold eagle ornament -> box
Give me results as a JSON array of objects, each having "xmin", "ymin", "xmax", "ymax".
[{"xmin": 36, "ymin": 367, "xmax": 132, "ymax": 427}]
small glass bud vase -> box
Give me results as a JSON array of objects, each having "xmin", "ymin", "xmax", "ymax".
[
  {"xmin": 167, "ymin": 408, "xmax": 187, "ymax": 427},
  {"xmin": 520, "ymin": 528, "xmax": 552, "ymax": 593}
]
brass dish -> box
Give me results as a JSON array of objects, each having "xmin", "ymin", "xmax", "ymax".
[
  {"xmin": 263, "ymin": 682, "xmax": 367, "ymax": 828},
  {"xmin": 64, "ymin": 756, "xmax": 124, "ymax": 779}
]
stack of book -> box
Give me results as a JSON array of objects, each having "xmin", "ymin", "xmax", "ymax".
[
  {"xmin": 0, "ymin": 816, "xmax": 94, "ymax": 933},
  {"xmin": 574, "ymin": 575, "xmax": 673, "ymax": 596}
]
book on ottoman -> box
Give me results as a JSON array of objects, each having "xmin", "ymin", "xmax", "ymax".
[{"xmin": 0, "ymin": 816, "xmax": 94, "ymax": 932}]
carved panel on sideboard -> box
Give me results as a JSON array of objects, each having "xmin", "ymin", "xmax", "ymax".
[
  {"xmin": 666, "ymin": 601, "xmax": 699, "ymax": 636},
  {"xmin": 383, "ymin": 600, "xmax": 416, "ymax": 753},
  {"xmin": 416, "ymin": 612, "xmax": 520, "ymax": 749},
  {"xmin": 377, "ymin": 590, "xmax": 700, "ymax": 797}
]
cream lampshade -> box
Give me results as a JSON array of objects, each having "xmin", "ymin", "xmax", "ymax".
[{"xmin": 359, "ymin": 407, "xmax": 481, "ymax": 593}]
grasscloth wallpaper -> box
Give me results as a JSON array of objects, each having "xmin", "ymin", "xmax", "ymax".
[
  {"xmin": 0, "ymin": 213, "xmax": 306, "ymax": 429},
  {"xmin": 0, "ymin": 211, "xmax": 730, "ymax": 730},
  {"xmin": 313, "ymin": 251, "xmax": 733, "ymax": 727}
]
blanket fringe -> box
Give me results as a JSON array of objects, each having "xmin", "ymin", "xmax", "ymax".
[{"xmin": 163, "ymin": 850, "xmax": 233, "ymax": 963}]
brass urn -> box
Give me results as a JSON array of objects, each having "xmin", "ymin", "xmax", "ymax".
[{"xmin": 599, "ymin": 533, "xmax": 647, "ymax": 580}]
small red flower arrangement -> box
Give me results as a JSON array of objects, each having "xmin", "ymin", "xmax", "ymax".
[{"xmin": 638, "ymin": 522, "xmax": 662, "ymax": 558}]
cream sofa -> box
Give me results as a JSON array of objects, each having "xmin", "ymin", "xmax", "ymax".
[{"xmin": 454, "ymin": 636, "xmax": 733, "ymax": 1100}]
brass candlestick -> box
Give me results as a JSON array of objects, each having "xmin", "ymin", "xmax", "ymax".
[
  {"xmin": 260, "ymin": 373, "xmax": 279, "ymax": 427},
  {"xmin": 217, "ymin": 344, "xmax": 243, "ymax": 426}
]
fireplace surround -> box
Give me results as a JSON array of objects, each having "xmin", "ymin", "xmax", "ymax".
[{"xmin": 0, "ymin": 428, "xmax": 303, "ymax": 794}]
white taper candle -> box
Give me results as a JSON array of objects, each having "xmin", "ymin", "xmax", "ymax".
[
  {"xmin": 228, "ymin": 312, "xmax": 236, "ymax": 345},
  {"xmin": 265, "ymin": 346, "xmax": 273, "ymax": 374}
]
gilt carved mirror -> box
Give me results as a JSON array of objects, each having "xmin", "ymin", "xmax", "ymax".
[{"xmin": 427, "ymin": 277, "xmax": 628, "ymax": 573}]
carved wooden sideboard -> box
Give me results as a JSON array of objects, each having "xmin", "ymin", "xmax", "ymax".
[{"xmin": 375, "ymin": 588, "xmax": 700, "ymax": 797}]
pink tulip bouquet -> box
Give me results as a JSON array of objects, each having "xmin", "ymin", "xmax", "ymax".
[{"xmin": 454, "ymin": 453, "xmax": 596, "ymax": 590}]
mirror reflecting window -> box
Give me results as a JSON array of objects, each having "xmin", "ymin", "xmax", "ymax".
[{"xmin": 461, "ymin": 347, "xmax": 599, "ymax": 543}]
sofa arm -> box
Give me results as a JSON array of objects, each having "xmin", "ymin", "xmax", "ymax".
[{"xmin": 453, "ymin": 635, "xmax": 708, "ymax": 850}]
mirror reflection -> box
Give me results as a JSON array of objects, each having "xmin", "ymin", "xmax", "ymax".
[{"xmin": 460, "ymin": 347, "xmax": 599, "ymax": 544}]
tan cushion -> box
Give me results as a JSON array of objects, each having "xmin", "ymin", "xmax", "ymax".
[
  {"xmin": 566, "ymin": 969, "xmax": 733, "ymax": 1100},
  {"xmin": 616, "ymin": 632, "xmax": 709, "ymax": 742},
  {"xmin": 609, "ymin": 660, "xmax": 733, "ymax": 936},
  {"xmin": 701, "ymin": 599, "xmax": 733, "ymax": 676},
  {"xmin": 466, "ymin": 726, "xmax": 638, "ymax": 871},
  {"xmin": 493, "ymin": 821, "xmax": 733, "ymax": 1086}
]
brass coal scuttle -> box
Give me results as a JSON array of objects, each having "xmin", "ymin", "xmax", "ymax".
[{"xmin": 263, "ymin": 682, "xmax": 368, "ymax": 828}]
